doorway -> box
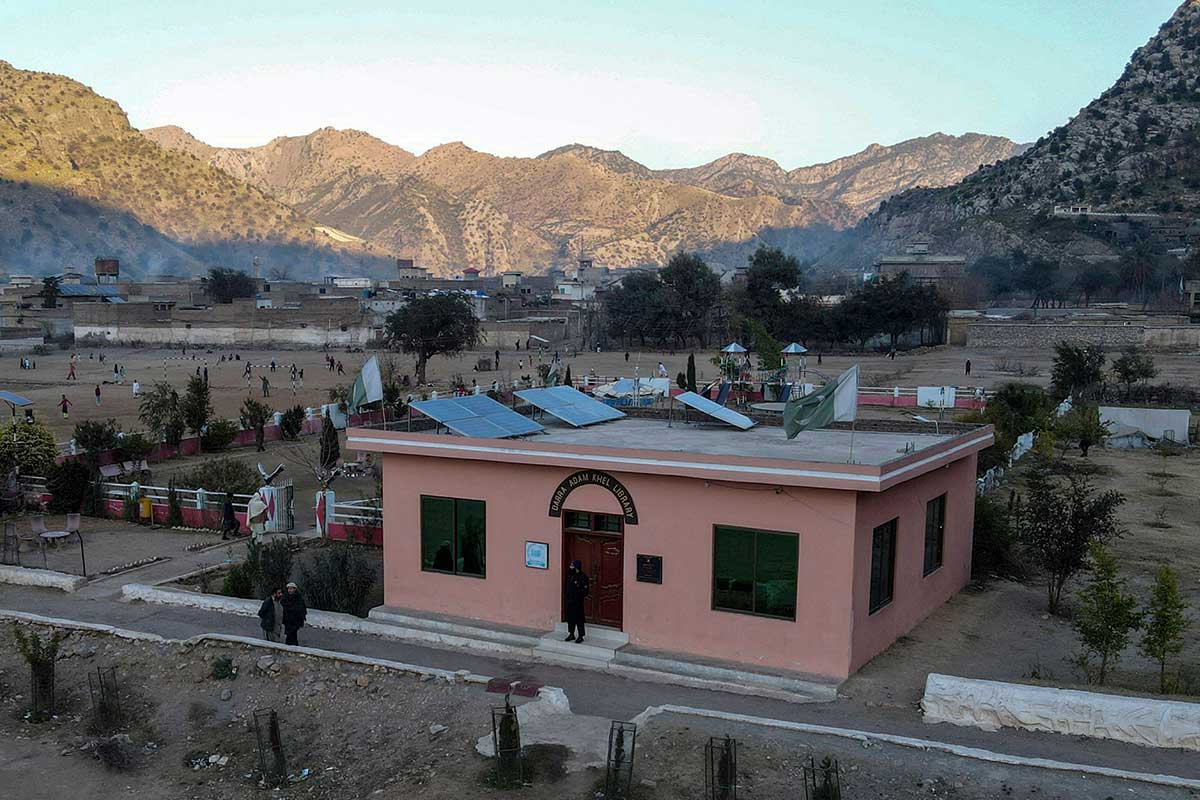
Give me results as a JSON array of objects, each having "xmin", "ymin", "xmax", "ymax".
[{"xmin": 562, "ymin": 510, "xmax": 624, "ymax": 630}]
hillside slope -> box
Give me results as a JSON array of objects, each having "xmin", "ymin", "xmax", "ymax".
[
  {"xmin": 841, "ymin": 0, "xmax": 1200, "ymax": 267},
  {"xmin": 0, "ymin": 61, "xmax": 388, "ymax": 278}
]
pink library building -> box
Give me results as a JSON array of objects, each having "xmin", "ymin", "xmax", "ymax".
[{"xmin": 349, "ymin": 403, "xmax": 992, "ymax": 692}]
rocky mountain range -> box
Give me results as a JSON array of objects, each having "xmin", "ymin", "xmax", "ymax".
[
  {"xmin": 838, "ymin": 0, "xmax": 1200, "ymax": 268},
  {"xmin": 145, "ymin": 126, "xmax": 1022, "ymax": 276},
  {"xmin": 0, "ymin": 61, "xmax": 389, "ymax": 280},
  {"xmin": 545, "ymin": 133, "xmax": 1026, "ymax": 216}
]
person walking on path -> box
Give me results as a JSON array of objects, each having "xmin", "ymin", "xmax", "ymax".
[
  {"xmin": 94, "ymin": 384, "xmax": 102, "ymax": 406},
  {"xmin": 132, "ymin": 379, "xmax": 141, "ymax": 398},
  {"xmin": 564, "ymin": 560, "xmax": 590, "ymax": 644},
  {"xmin": 281, "ymin": 582, "xmax": 307, "ymax": 646},
  {"xmin": 257, "ymin": 588, "xmax": 284, "ymax": 642},
  {"xmin": 244, "ymin": 362, "xmax": 252, "ymax": 390},
  {"xmin": 67, "ymin": 361, "xmax": 76, "ymax": 380},
  {"xmin": 261, "ymin": 375, "xmax": 271, "ymax": 398},
  {"xmin": 58, "ymin": 394, "xmax": 72, "ymax": 419},
  {"xmin": 298, "ymin": 368, "xmax": 304, "ymax": 388}
]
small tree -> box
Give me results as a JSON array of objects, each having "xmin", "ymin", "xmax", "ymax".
[
  {"xmin": 384, "ymin": 294, "xmax": 481, "ymax": 384},
  {"xmin": 166, "ymin": 477, "xmax": 185, "ymax": 527},
  {"xmin": 0, "ymin": 420, "xmax": 58, "ymax": 477},
  {"xmin": 1072, "ymin": 542, "xmax": 1142, "ymax": 686},
  {"xmin": 1140, "ymin": 565, "xmax": 1191, "ymax": 694},
  {"xmin": 686, "ymin": 353, "xmax": 697, "ymax": 393},
  {"xmin": 319, "ymin": 411, "xmax": 340, "ymax": 471},
  {"xmin": 1050, "ymin": 342, "xmax": 1106, "ymax": 402},
  {"xmin": 138, "ymin": 382, "xmax": 185, "ymax": 445},
  {"xmin": 240, "ymin": 398, "xmax": 274, "ymax": 452},
  {"xmin": 1111, "ymin": 345, "xmax": 1157, "ymax": 400},
  {"xmin": 14, "ymin": 628, "xmax": 64, "ymax": 721},
  {"xmin": 563, "ymin": 364, "xmax": 573, "ymax": 389},
  {"xmin": 1019, "ymin": 462, "xmax": 1126, "ymax": 615},
  {"xmin": 46, "ymin": 460, "xmax": 91, "ymax": 513},
  {"xmin": 1052, "ymin": 404, "xmax": 1110, "ymax": 458},
  {"xmin": 255, "ymin": 539, "xmax": 294, "ymax": 598},
  {"xmin": 206, "ymin": 267, "xmax": 257, "ymax": 304},
  {"xmin": 298, "ymin": 544, "xmax": 377, "ymax": 616},
  {"xmin": 39, "ymin": 275, "xmax": 62, "ymax": 309},
  {"xmin": 279, "ymin": 406, "xmax": 305, "ymax": 440},
  {"xmin": 181, "ymin": 375, "xmax": 212, "ymax": 445}
]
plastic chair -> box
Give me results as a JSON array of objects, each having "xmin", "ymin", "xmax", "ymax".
[
  {"xmin": 30, "ymin": 516, "xmax": 47, "ymax": 536},
  {"xmin": 66, "ymin": 513, "xmax": 81, "ymax": 534}
]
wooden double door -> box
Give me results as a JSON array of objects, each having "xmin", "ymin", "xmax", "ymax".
[{"xmin": 563, "ymin": 511, "xmax": 624, "ymax": 629}]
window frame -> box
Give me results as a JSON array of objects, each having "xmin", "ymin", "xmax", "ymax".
[
  {"xmin": 923, "ymin": 494, "xmax": 947, "ymax": 577},
  {"xmin": 563, "ymin": 509, "xmax": 625, "ymax": 535},
  {"xmin": 869, "ymin": 518, "xmax": 897, "ymax": 615},
  {"xmin": 710, "ymin": 524, "xmax": 799, "ymax": 622},
  {"xmin": 419, "ymin": 494, "xmax": 487, "ymax": 579}
]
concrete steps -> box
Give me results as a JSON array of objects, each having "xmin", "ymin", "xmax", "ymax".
[{"xmin": 533, "ymin": 623, "xmax": 628, "ymax": 667}]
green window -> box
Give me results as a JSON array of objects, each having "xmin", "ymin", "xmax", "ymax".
[
  {"xmin": 712, "ymin": 525, "xmax": 798, "ymax": 620},
  {"xmin": 869, "ymin": 519, "xmax": 897, "ymax": 614},
  {"xmin": 420, "ymin": 495, "xmax": 486, "ymax": 577},
  {"xmin": 923, "ymin": 494, "xmax": 946, "ymax": 576}
]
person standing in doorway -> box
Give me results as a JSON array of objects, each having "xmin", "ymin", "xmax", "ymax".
[
  {"xmin": 564, "ymin": 560, "xmax": 590, "ymax": 644},
  {"xmin": 59, "ymin": 394, "xmax": 72, "ymax": 419},
  {"xmin": 94, "ymin": 384, "xmax": 102, "ymax": 406},
  {"xmin": 257, "ymin": 587, "xmax": 283, "ymax": 642},
  {"xmin": 281, "ymin": 582, "xmax": 307, "ymax": 646},
  {"xmin": 965, "ymin": 359, "xmax": 972, "ymax": 376}
]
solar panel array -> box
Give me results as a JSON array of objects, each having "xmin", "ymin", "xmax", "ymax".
[
  {"xmin": 411, "ymin": 395, "xmax": 544, "ymax": 438},
  {"xmin": 516, "ymin": 386, "xmax": 626, "ymax": 427},
  {"xmin": 674, "ymin": 391, "xmax": 756, "ymax": 431}
]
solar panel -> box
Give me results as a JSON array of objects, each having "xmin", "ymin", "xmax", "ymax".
[
  {"xmin": 412, "ymin": 395, "xmax": 544, "ymax": 438},
  {"xmin": 516, "ymin": 386, "xmax": 626, "ymax": 428},
  {"xmin": 0, "ymin": 391, "xmax": 32, "ymax": 407},
  {"xmin": 674, "ymin": 391, "xmax": 756, "ymax": 431}
]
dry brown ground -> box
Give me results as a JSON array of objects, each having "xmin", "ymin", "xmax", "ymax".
[
  {"xmin": 845, "ymin": 447, "xmax": 1200, "ymax": 708},
  {"xmin": 2, "ymin": 625, "xmax": 1188, "ymax": 800},
  {"xmin": 8, "ymin": 343, "xmax": 1198, "ymax": 441}
]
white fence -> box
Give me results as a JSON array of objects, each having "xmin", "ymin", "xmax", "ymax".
[
  {"xmin": 331, "ymin": 497, "xmax": 382, "ymax": 526},
  {"xmin": 19, "ymin": 475, "xmax": 252, "ymax": 515}
]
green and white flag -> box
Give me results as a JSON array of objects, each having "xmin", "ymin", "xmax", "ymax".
[
  {"xmin": 783, "ymin": 365, "xmax": 858, "ymax": 439},
  {"xmin": 347, "ymin": 355, "xmax": 384, "ymax": 413}
]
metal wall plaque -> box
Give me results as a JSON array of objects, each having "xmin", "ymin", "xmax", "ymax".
[{"xmin": 636, "ymin": 554, "xmax": 662, "ymax": 584}]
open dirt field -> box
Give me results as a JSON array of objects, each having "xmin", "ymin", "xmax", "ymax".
[
  {"xmin": 845, "ymin": 446, "xmax": 1200, "ymax": 708},
  {"xmin": 1, "ymin": 624, "xmax": 1190, "ymax": 800},
  {"xmin": 8, "ymin": 343, "xmax": 1198, "ymax": 442}
]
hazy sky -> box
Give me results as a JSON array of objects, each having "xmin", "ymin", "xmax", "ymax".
[{"xmin": 1, "ymin": 0, "xmax": 1183, "ymax": 168}]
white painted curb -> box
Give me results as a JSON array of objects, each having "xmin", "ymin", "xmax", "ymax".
[
  {"xmin": 923, "ymin": 673, "xmax": 1200, "ymax": 753},
  {"xmin": 634, "ymin": 705, "xmax": 1200, "ymax": 792},
  {"xmin": 0, "ymin": 564, "xmax": 87, "ymax": 592}
]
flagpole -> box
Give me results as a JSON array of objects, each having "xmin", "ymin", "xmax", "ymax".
[{"xmin": 848, "ymin": 420, "xmax": 856, "ymax": 463}]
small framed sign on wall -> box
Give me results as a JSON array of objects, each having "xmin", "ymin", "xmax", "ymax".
[{"xmin": 525, "ymin": 541, "xmax": 549, "ymax": 570}]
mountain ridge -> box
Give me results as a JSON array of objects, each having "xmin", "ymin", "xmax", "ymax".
[{"xmin": 837, "ymin": 0, "xmax": 1200, "ymax": 268}]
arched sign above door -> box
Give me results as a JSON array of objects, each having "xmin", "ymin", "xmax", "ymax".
[{"xmin": 547, "ymin": 470, "xmax": 638, "ymax": 525}]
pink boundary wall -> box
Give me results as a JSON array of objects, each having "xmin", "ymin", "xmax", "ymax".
[
  {"xmin": 100, "ymin": 498, "xmax": 248, "ymax": 530},
  {"xmin": 59, "ymin": 417, "xmax": 325, "ymax": 468},
  {"xmin": 327, "ymin": 521, "xmax": 383, "ymax": 546},
  {"xmin": 372, "ymin": 429, "xmax": 988, "ymax": 683}
]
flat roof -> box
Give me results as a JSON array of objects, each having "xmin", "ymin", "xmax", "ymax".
[
  {"xmin": 531, "ymin": 417, "xmax": 948, "ymax": 467},
  {"xmin": 349, "ymin": 418, "xmax": 992, "ymax": 493}
]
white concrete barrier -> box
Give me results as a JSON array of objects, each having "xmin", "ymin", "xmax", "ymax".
[
  {"xmin": 0, "ymin": 564, "xmax": 87, "ymax": 592},
  {"xmin": 922, "ymin": 673, "xmax": 1200, "ymax": 752}
]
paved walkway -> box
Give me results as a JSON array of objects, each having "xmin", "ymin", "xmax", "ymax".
[{"xmin": 0, "ymin": 580, "xmax": 1196, "ymax": 785}]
